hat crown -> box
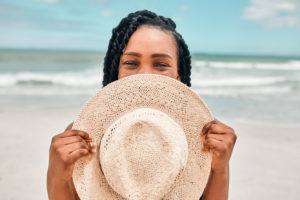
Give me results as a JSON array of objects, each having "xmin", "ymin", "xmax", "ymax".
[
  {"xmin": 100, "ymin": 108, "xmax": 188, "ymax": 200},
  {"xmin": 73, "ymin": 74, "xmax": 213, "ymax": 200}
]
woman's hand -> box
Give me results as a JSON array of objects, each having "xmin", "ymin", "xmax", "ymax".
[
  {"xmin": 47, "ymin": 124, "xmax": 95, "ymax": 200},
  {"xmin": 201, "ymin": 119, "xmax": 236, "ymax": 173},
  {"xmin": 200, "ymin": 119, "xmax": 237, "ymax": 200}
]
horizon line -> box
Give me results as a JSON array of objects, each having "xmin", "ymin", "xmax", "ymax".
[{"xmin": 1, "ymin": 47, "xmax": 300, "ymax": 59}]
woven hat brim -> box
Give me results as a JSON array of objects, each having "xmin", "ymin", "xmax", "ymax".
[{"xmin": 72, "ymin": 74, "xmax": 213, "ymax": 200}]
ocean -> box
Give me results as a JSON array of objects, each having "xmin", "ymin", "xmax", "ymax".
[{"xmin": 0, "ymin": 49, "xmax": 299, "ymax": 125}]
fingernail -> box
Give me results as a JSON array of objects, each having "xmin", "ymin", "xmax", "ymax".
[
  {"xmin": 89, "ymin": 142, "xmax": 95, "ymax": 148},
  {"xmin": 88, "ymin": 154, "xmax": 92, "ymax": 159},
  {"xmin": 92, "ymin": 142, "xmax": 97, "ymax": 148}
]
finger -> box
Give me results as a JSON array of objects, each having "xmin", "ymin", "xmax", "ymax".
[
  {"xmin": 206, "ymin": 120, "xmax": 234, "ymax": 135},
  {"xmin": 55, "ymin": 136, "xmax": 95, "ymax": 147},
  {"xmin": 61, "ymin": 141, "xmax": 91, "ymax": 154},
  {"xmin": 57, "ymin": 130, "xmax": 92, "ymax": 140},
  {"xmin": 205, "ymin": 133, "xmax": 224, "ymax": 141},
  {"xmin": 64, "ymin": 122, "xmax": 74, "ymax": 131},
  {"xmin": 66, "ymin": 141, "xmax": 96, "ymax": 153},
  {"xmin": 86, "ymin": 141, "xmax": 96, "ymax": 151},
  {"xmin": 201, "ymin": 122, "xmax": 212, "ymax": 136},
  {"xmin": 206, "ymin": 123, "xmax": 227, "ymax": 135},
  {"xmin": 53, "ymin": 135, "xmax": 84, "ymax": 146},
  {"xmin": 202, "ymin": 135, "xmax": 222, "ymax": 152},
  {"xmin": 203, "ymin": 137, "xmax": 223, "ymax": 151},
  {"xmin": 201, "ymin": 120, "xmax": 215, "ymax": 136},
  {"xmin": 67, "ymin": 149, "xmax": 90, "ymax": 164}
]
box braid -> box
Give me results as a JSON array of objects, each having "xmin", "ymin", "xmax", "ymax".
[{"xmin": 102, "ymin": 10, "xmax": 192, "ymax": 87}]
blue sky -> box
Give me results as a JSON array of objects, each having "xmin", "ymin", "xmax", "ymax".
[{"xmin": 0, "ymin": 0, "xmax": 300, "ymax": 56}]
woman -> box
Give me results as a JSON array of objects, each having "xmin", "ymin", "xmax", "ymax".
[{"xmin": 47, "ymin": 10, "xmax": 236, "ymax": 200}]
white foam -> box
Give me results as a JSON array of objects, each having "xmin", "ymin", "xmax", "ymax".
[
  {"xmin": 0, "ymin": 74, "xmax": 16, "ymax": 86},
  {"xmin": 193, "ymin": 60, "xmax": 300, "ymax": 70},
  {"xmin": 0, "ymin": 86, "xmax": 98, "ymax": 96},
  {"xmin": 255, "ymin": 61, "xmax": 300, "ymax": 70},
  {"xmin": 193, "ymin": 86, "xmax": 291, "ymax": 96},
  {"xmin": 191, "ymin": 77, "xmax": 286, "ymax": 87},
  {"xmin": 193, "ymin": 60, "xmax": 207, "ymax": 68},
  {"xmin": 0, "ymin": 68, "xmax": 102, "ymax": 87}
]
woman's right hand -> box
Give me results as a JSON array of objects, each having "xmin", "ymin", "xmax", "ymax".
[{"xmin": 47, "ymin": 123, "xmax": 95, "ymax": 199}]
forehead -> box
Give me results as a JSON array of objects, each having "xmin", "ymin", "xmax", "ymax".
[{"xmin": 123, "ymin": 26, "xmax": 177, "ymax": 56}]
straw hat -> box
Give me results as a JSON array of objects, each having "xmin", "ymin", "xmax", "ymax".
[{"xmin": 72, "ymin": 74, "xmax": 213, "ymax": 200}]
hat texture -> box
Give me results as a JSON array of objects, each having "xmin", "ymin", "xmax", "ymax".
[{"xmin": 72, "ymin": 74, "xmax": 213, "ymax": 200}]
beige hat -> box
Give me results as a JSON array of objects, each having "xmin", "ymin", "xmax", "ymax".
[{"xmin": 72, "ymin": 74, "xmax": 213, "ymax": 200}]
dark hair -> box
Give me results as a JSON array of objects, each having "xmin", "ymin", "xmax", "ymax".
[{"xmin": 102, "ymin": 10, "xmax": 192, "ymax": 87}]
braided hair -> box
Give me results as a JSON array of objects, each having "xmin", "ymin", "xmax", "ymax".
[{"xmin": 102, "ymin": 10, "xmax": 192, "ymax": 87}]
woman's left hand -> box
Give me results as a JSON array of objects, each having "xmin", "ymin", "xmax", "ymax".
[{"xmin": 201, "ymin": 119, "xmax": 237, "ymax": 173}]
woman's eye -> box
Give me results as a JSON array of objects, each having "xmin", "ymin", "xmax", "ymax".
[
  {"xmin": 154, "ymin": 62, "xmax": 170, "ymax": 67},
  {"xmin": 124, "ymin": 61, "xmax": 138, "ymax": 66}
]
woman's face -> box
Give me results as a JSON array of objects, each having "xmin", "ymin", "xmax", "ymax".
[{"xmin": 118, "ymin": 26, "xmax": 180, "ymax": 81}]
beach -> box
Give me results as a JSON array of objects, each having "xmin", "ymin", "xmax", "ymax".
[
  {"xmin": 0, "ymin": 95, "xmax": 299, "ymax": 199},
  {"xmin": 229, "ymin": 121, "xmax": 300, "ymax": 199},
  {"xmin": 1, "ymin": 50, "xmax": 300, "ymax": 199}
]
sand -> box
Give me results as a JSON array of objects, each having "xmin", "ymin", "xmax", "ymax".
[
  {"xmin": 0, "ymin": 107, "xmax": 299, "ymax": 199},
  {"xmin": 228, "ymin": 120, "xmax": 300, "ymax": 199}
]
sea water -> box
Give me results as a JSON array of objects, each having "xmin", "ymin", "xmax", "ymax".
[{"xmin": 0, "ymin": 49, "xmax": 299, "ymax": 125}]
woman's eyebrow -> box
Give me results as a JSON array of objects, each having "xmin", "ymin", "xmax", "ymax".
[
  {"xmin": 151, "ymin": 53, "xmax": 172, "ymax": 59},
  {"xmin": 123, "ymin": 52, "xmax": 141, "ymax": 57}
]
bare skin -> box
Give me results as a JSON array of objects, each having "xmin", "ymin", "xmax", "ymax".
[
  {"xmin": 47, "ymin": 26, "xmax": 237, "ymax": 200},
  {"xmin": 118, "ymin": 26, "xmax": 180, "ymax": 81},
  {"xmin": 201, "ymin": 119, "xmax": 236, "ymax": 200},
  {"xmin": 47, "ymin": 123, "xmax": 94, "ymax": 200}
]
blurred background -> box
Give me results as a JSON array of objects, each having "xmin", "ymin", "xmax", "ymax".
[{"xmin": 0, "ymin": 0, "xmax": 299, "ymax": 199}]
